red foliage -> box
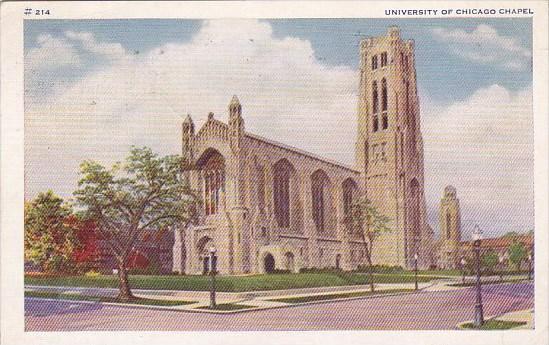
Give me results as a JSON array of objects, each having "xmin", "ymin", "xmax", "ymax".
[{"xmin": 67, "ymin": 216, "xmax": 99, "ymax": 264}]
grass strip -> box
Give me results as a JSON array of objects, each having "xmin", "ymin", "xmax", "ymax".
[
  {"xmin": 268, "ymin": 288, "xmax": 412, "ymax": 303},
  {"xmin": 26, "ymin": 273, "xmax": 441, "ymax": 292},
  {"xmin": 196, "ymin": 303, "xmax": 257, "ymax": 311},
  {"xmin": 25, "ymin": 290, "xmax": 194, "ymax": 306},
  {"xmin": 461, "ymin": 319, "xmax": 527, "ymax": 330}
]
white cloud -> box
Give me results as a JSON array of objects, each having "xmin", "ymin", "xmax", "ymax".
[
  {"xmin": 25, "ymin": 33, "xmax": 80, "ymax": 71},
  {"xmin": 64, "ymin": 30, "xmax": 127, "ymax": 61},
  {"xmin": 422, "ymin": 85, "xmax": 533, "ymax": 237},
  {"xmin": 25, "ymin": 19, "xmax": 356, "ymax": 199},
  {"xmin": 432, "ymin": 24, "xmax": 531, "ymax": 71},
  {"xmin": 25, "ymin": 20, "xmax": 533, "ymax": 238},
  {"xmin": 25, "ymin": 31, "xmax": 130, "ymax": 98}
]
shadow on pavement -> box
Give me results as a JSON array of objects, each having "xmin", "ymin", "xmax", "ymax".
[{"xmin": 25, "ymin": 298, "xmax": 103, "ymax": 317}]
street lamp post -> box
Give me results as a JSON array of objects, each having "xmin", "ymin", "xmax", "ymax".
[
  {"xmin": 527, "ymin": 253, "xmax": 532, "ymax": 281},
  {"xmin": 414, "ymin": 252, "xmax": 419, "ymax": 291},
  {"xmin": 472, "ymin": 225, "xmax": 484, "ymax": 328},
  {"xmin": 460, "ymin": 257, "xmax": 466, "ymax": 284},
  {"xmin": 498, "ymin": 255, "xmax": 504, "ymax": 281},
  {"xmin": 209, "ymin": 246, "xmax": 217, "ymax": 309}
]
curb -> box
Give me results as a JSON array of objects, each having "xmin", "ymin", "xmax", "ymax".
[
  {"xmin": 26, "ymin": 282, "xmax": 425, "ymax": 299},
  {"xmin": 26, "ymin": 296, "xmax": 266, "ymax": 315},
  {"xmin": 26, "ymin": 288, "xmax": 422, "ymax": 315}
]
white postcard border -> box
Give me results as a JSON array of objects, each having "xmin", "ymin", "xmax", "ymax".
[{"xmin": 1, "ymin": 1, "xmax": 547, "ymax": 344}]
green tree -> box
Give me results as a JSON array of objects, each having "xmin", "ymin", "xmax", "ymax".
[
  {"xmin": 343, "ymin": 197, "xmax": 392, "ymax": 292},
  {"xmin": 501, "ymin": 231, "xmax": 520, "ymax": 238},
  {"xmin": 24, "ymin": 191, "xmax": 78, "ymax": 272},
  {"xmin": 74, "ymin": 147, "xmax": 198, "ymax": 300},
  {"xmin": 481, "ymin": 250, "xmax": 499, "ymax": 274},
  {"xmin": 508, "ymin": 240, "xmax": 527, "ymax": 272}
]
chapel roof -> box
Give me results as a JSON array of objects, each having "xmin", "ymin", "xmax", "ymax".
[{"xmin": 244, "ymin": 132, "xmax": 359, "ymax": 174}]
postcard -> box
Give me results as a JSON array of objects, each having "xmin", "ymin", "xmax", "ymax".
[{"xmin": 1, "ymin": 1, "xmax": 547, "ymax": 345}]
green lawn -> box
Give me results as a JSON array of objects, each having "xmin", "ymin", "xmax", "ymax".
[
  {"xmin": 398, "ymin": 269, "xmax": 462, "ymax": 276},
  {"xmin": 461, "ymin": 319, "xmax": 527, "ymax": 330},
  {"xmin": 398, "ymin": 270, "xmax": 530, "ymax": 277},
  {"xmin": 25, "ymin": 291, "xmax": 194, "ymax": 306},
  {"xmin": 269, "ymin": 288, "xmax": 412, "ymax": 304},
  {"xmin": 196, "ymin": 303, "xmax": 257, "ymax": 311},
  {"xmin": 25, "ymin": 272, "xmax": 442, "ymax": 292}
]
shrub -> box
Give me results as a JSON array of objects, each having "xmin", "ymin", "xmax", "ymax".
[
  {"xmin": 128, "ymin": 256, "xmax": 166, "ymax": 275},
  {"xmin": 84, "ymin": 270, "xmax": 101, "ymax": 278},
  {"xmin": 299, "ymin": 267, "xmax": 342, "ymax": 274},
  {"xmin": 481, "ymin": 250, "xmax": 499, "ymax": 275},
  {"xmin": 128, "ymin": 266, "xmax": 162, "ymax": 275},
  {"xmin": 354, "ymin": 264, "xmax": 404, "ymax": 273}
]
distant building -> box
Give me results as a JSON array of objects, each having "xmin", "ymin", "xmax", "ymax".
[
  {"xmin": 96, "ymin": 228, "xmax": 174, "ymax": 274},
  {"xmin": 459, "ymin": 234, "xmax": 533, "ymax": 269},
  {"xmin": 434, "ymin": 185, "xmax": 533, "ymax": 269},
  {"xmin": 436, "ymin": 186, "xmax": 462, "ymax": 269}
]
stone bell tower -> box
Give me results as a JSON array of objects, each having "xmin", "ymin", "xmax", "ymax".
[
  {"xmin": 438, "ymin": 186, "xmax": 462, "ymax": 269},
  {"xmin": 355, "ymin": 26, "xmax": 433, "ymax": 268}
]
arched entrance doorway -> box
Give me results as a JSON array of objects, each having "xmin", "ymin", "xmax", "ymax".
[
  {"xmin": 284, "ymin": 252, "xmax": 295, "ymax": 272},
  {"xmin": 263, "ymin": 253, "xmax": 275, "ymax": 273},
  {"xmin": 196, "ymin": 236, "xmax": 213, "ymax": 274}
]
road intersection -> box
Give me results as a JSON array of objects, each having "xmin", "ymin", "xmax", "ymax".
[{"xmin": 25, "ymin": 281, "xmax": 533, "ymax": 331}]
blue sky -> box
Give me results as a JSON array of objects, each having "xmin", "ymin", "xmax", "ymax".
[
  {"xmin": 24, "ymin": 19, "xmax": 533, "ymax": 238},
  {"xmin": 25, "ymin": 18, "xmax": 532, "ymax": 103}
]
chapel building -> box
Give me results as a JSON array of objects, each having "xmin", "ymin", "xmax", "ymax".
[{"xmin": 172, "ymin": 26, "xmax": 435, "ymax": 274}]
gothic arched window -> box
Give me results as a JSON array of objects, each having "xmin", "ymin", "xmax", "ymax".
[
  {"xmin": 372, "ymin": 81, "xmax": 379, "ymax": 132},
  {"xmin": 273, "ymin": 159, "xmax": 292, "ymax": 228},
  {"xmin": 381, "ymin": 52, "xmax": 388, "ymax": 67},
  {"xmin": 381, "ymin": 78, "xmax": 388, "ymax": 112},
  {"xmin": 410, "ymin": 178, "xmax": 421, "ymax": 240},
  {"xmin": 312, "ymin": 170, "xmax": 330, "ymax": 232},
  {"xmin": 199, "ymin": 150, "xmax": 225, "ymax": 216},
  {"xmin": 446, "ymin": 211, "xmax": 451, "ymax": 239},
  {"xmin": 342, "ymin": 178, "xmax": 358, "ymax": 216},
  {"xmin": 381, "ymin": 78, "xmax": 388, "ymax": 129},
  {"xmin": 255, "ymin": 162, "xmax": 266, "ymax": 213},
  {"xmin": 372, "ymin": 81, "xmax": 379, "ymax": 114}
]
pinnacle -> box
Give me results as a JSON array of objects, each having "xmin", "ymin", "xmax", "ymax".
[
  {"xmin": 230, "ymin": 94, "xmax": 240, "ymax": 106},
  {"xmin": 183, "ymin": 113, "xmax": 193, "ymax": 124}
]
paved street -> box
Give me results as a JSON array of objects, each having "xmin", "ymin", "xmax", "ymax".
[{"xmin": 25, "ymin": 282, "xmax": 533, "ymax": 331}]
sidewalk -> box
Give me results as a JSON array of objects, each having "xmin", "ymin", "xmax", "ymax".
[
  {"xmin": 25, "ymin": 282, "xmax": 431, "ymax": 314},
  {"xmin": 28, "ymin": 275, "xmax": 529, "ymax": 314},
  {"xmin": 423, "ymin": 275, "xmax": 529, "ymax": 292},
  {"xmin": 495, "ymin": 309, "xmax": 534, "ymax": 329}
]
